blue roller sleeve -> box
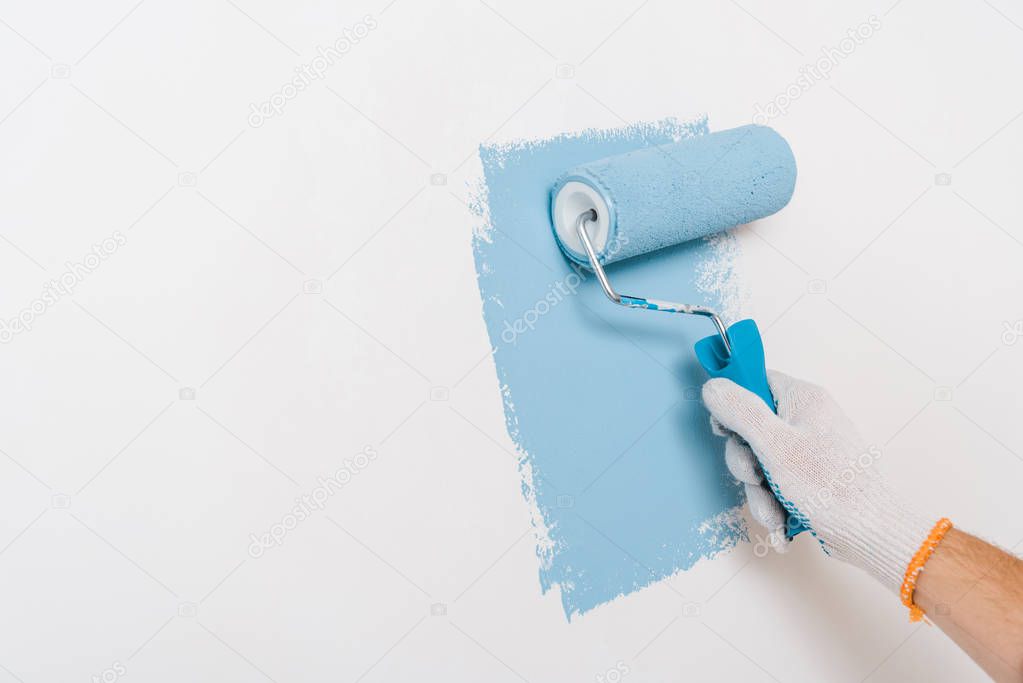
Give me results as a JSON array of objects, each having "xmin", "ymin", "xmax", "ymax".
[
  {"xmin": 694, "ymin": 319, "xmax": 808, "ymax": 538},
  {"xmin": 550, "ymin": 125, "xmax": 797, "ymax": 267}
]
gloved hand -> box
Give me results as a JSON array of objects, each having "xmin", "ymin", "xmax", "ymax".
[{"xmin": 702, "ymin": 370, "xmax": 933, "ymax": 593}]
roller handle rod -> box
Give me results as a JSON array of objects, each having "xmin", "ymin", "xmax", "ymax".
[{"xmin": 575, "ymin": 211, "xmax": 732, "ymax": 356}]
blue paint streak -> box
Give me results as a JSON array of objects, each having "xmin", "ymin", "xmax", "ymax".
[{"xmin": 473, "ymin": 118, "xmax": 746, "ymax": 619}]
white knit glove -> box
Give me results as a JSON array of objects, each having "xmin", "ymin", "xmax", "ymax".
[{"xmin": 702, "ymin": 370, "xmax": 934, "ymax": 593}]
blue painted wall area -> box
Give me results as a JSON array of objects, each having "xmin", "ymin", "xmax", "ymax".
[{"xmin": 472, "ymin": 118, "xmax": 747, "ymax": 619}]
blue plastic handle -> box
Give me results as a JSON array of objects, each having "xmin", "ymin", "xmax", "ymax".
[{"xmin": 694, "ymin": 319, "xmax": 808, "ymax": 538}]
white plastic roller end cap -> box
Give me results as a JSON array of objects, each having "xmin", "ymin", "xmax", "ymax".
[{"xmin": 552, "ymin": 181, "xmax": 611, "ymax": 262}]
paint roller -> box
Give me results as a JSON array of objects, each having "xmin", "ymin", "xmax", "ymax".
[{"xmin": 549, "ymin": 124, "xmax": 808, "ymax": 538}]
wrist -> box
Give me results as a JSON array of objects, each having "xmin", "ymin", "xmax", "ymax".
[
  {"xmin": 912, "ymin": 528, "xmax": 977, "ymax": 613},
  {"xmin": 820, "ymin": 490, "xmax": 935, "ymax": 594},
  {"xmin": 898, "ymin": 518, "xmax": 954, "ymax": 621}
]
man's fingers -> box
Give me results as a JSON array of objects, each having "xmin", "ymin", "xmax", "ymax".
[
  {"xmin": 746, "ymin": 483, "xmax": 786, "ymax": 531},
  {"xmin": 768, "ymin": 526, "xmax": 791, "ymax": 554},
  {"xmin": 705, "ymin": 376, "xmax": 799, "ymax": 555},
  {"xmin": 702, "ymin": 378, "xmax": 792, "ymax": 462},
  {"xmin": 766, "ymin": 370, "xmax": 830, "ymax": 425},
  {"xmin": 725, "ymin": 437, "xmax": 762, "ymax": 485},
  {"xmin": 746, "ymin": 485, "xmax": 791, "ymax": 553}
]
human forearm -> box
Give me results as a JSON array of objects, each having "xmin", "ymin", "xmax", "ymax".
[
  {"xmin": 914, "ymin": 529, "xmax": 1023, "ymax": 682},
  {"xmin": 703, "ymin": 372, "xmax": 1023, "ymax": 681}
]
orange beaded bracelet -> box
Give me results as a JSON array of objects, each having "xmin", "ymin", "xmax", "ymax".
[{"xmin": 900, "ymin": 517, "xmax": 953, "ymax": 622}]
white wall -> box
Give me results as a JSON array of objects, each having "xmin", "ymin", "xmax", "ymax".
[{"xmin": 0, "ymin": 0, "xmax": 1019, "ymax": 680}]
